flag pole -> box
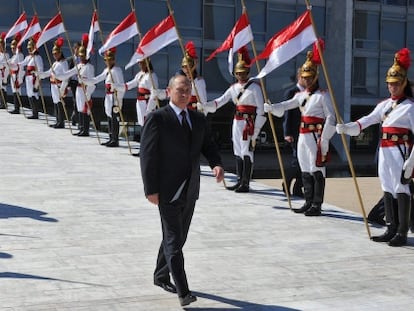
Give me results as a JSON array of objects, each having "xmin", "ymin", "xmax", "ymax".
[
  {"xmin": 57, "ymin": 8, "xmax": 101, "ymax": 144},
  {"xmin": 31, "ymin": 6, "xmax": 49, "ymax": 125},
  {"xmin": 91, "ymin": 0, "xmax": 132, "ymax": 154},
  {"xmin": 129, "ymin": 0, "xmax": 160, "ymax": 110},
  {"xmin": 165, "ymin": 0, "xmax": 203, "ymax": 109},
  {"xmin": 241, "ymin": 0, "xmax": 292, "ymax": 210},
  {"xmin": 305, "ymin": 0, "xmax": 370, "ymax": 238}
]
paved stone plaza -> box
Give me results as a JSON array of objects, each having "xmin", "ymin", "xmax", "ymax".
[{"xmin": 0, "ymin": 107, "xmax": 413, "ymax": 310}]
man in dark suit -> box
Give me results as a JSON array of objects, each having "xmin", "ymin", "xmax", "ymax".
[
  {"xmin": 282, "ymin": 69, "xmax": 305, "ymax": 197},
  {"xmin": 140, "ymin": 74, "xmax": 224, "ymax": 307}
]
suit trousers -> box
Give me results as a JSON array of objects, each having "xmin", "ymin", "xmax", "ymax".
[{"xmin": 154, "ymin": 193, "xmax": 196, "ymax": 297}]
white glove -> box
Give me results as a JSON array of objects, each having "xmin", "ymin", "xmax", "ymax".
[
  {"xmin": 264, "ymin": 103, "xmax": 272, "ymax": 113},
  {"xmin": 336, "ymin": 122, "xmax": 360, "ymax": 136},
  {"xmin": 264, "ymin": 102, "xmax": 284, "ymax": 117},
  {"xmin": 203, "ymin": 101, "xmax": 217, "ymax": 114},
  {"xmin": 151, "ymin": 88, "xmax": 167, "ymax": 100}
]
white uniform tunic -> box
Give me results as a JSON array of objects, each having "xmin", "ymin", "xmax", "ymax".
[
  {"xmin": 357, "ymin": 97, "xmax": 414, "ymax": 196},
  {"xmin": 54, "ymin": 62, "xmax": 95, "ymax": 113},
  {"xmin": 9, "ymin": 50, "xmax": 24, "ymax": 94},
  {"xmin": 276, "ymin": 89, "xmax": 336, "ymax": 176},
  {"xmin": 38, "ymin": 59, "xmax": 69, "ymax": 104},
  {"xmin": 0, "ymin": 51, "xmax": 10, "ymax": 91},
  {"xmin": 85, "ymin": 66, "xmax": 124, "ymax": 117},
  {"xmin": 125, "ymin": 70, "xmax": 158, "ymax": 126},
  {"xmin": 191, "ymin": 76, "xmax": 207, "ymax": 103},
  {"xmin": 211, "ymin": 81, "xmax": 264, "ymax": 162},
  {"xmin": 19, "ymin": 54, "xmax": 43, "ymax": 98}
]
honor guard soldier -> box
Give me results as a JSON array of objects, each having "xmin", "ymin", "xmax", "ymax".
[
  {"xmin": 202, "ymin": 46, "xmax": 266, "ymax": 193},
  {"xmin": 8, "ymin": 32, "xmax": 24, "ymax": 114},
  {"xmin": 84, "ymin": 47, "xmax": 124, "ymax": 147},
  {"xmin": 54, "ymin": 34, "xmax": 95, "ymax": 136},
  {"xmin": 0, "ymin": 32, "xmax": 10, "ymax": 109},
  {"xmin": 265, "ymin": 45, "xmax": 336, "ymax": 216},
  {"xmin": 112, "ymin": 58, "xmax": 158, "ymax": 127},
  {"xmin": 337, "ymin": 48, "xmax": 414, "ymax": 246},
  {"xmin": 38, "ymin": 37, "xmax": 69, "ymax": 128},
  {"xmin": 19, "ymin": 34, "xmax": 44, "ymax": 119}
]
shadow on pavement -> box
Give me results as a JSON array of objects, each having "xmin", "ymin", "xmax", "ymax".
[
  {"xmin": 0, "ymin": 203, "xmax": 58, "ymax": 222},
  {"xmin": 0, "ymin": 252, "xmax": 12, "ymax": 259},
  {"xmin": 0, "ymin": 272, "xmax": 108, "ymax": 287},
  {"xmin": 188, "ymin": 291, "xmax": 301, "ymax": 311}
]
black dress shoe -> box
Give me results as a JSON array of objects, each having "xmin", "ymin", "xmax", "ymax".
[
  {"xmin": 101, "ymin": 140, "xmax": 110, "ymax": 146},
  {"xmin": 388, "ymin": 233, "xmax": 407, "ymax": 247},
  {"xmin": 235, "ymin": 184, "xmax": 249, "ymax": 193},
  {"xmin": 132, "ymin": 152, "xmax": 140, "ymax": 157},
  {"xmin": 154, "ymin": 281, "xmax": 177, "ymax": 293},
  {"xmin": 9, "ymin": 110, "xmax": 19, "ymax": 114},
  {"xmin": 78, "ymin": 132, "xmax": 89, "ymax": 137},
  {"xmin": 179, "ymin": 293, "xmax": 197, "ymax": 306},
  {"xmin": 106, "ymin": 141, "xmax": 119, "ymax": 147},
  {"xmin": 293, "ymin": 202, "xmax": 311, "ymax": 214},
  {"xmin": 27, "ymin": 115, "xmax": 38, "ymax": 119},
  {"xmin": 304, "ymin": 204, "xmax": 322, "ymax": 216}
]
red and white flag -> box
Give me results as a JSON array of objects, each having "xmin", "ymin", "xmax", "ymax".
[
  {"xmin": 206, "ymin": 12, "xmax": 253, "ymax": 74},
  {"xmin": 251, "ymin": 10, "xmax": 317, "ymax": 79},
  {"xmin": 17, "ymin": 15, "xmax": 41, "ymax": 48},
  {"xmin": 98, "ymin": 11, "xmax": 138, "ymax": 55},
  {"xmin": 87, "ymin": 11, "xmax": 100, "ymax": 59},
  {"xmin": 36, "ymin": 13, "xmax": 65, "ymax": 49},
  {"xmin": 5, "ymin": 12, "xmax": 28, "ymax": 40},
  {"xmin": 125, "ymin": 15, "xmax": 178, "ymax": 70}
]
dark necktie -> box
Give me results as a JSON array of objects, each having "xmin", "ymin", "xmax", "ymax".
[{"xmin": 180, "ymin": 110, "xmax": 192, "ymax": 141}]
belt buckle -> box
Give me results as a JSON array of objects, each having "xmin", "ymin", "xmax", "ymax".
[
  {"xmin": 316, "ymin": 124, "xmax": 323, "ymax": 130},
  {"xmin": 382, "ymin": 133, "xmax": 387, "ymax": 140},
  {"xmin": 300, "ymin": 122, "xmax": 305, "ymax": 128},
  {"xmin": 308, "ymin": 124, "xmax": 315, "ymax": 131},
  {"xmin": 243, "ymin": 113, "xmax": 248, "ymax": 119},
  {"xmin": 391, "ymin": 134, "xmax": 398, "ymax": 142},
  {"xmin": 403, "ymin": 134, "xmax": 409, "ymax": 141}
]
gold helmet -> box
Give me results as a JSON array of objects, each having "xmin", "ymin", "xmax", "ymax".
[
  {"xmin": 234, "ymin": 46, "xmax": 251, "ymax": 74},
  {"xmin": 386, "ymin": 48, "xmax": 411, "ymax": 83},
  {"xmin": 52, "ymin": 37, "xmax": 64, "ymax": 54},
  {"xmin": 78, "ymin": 33, "xmax": 89, "ymax": 58},
  {"xmin": 181, "ymin": 41, "xmax": 197, "ymax": 70},
  {"xmin": 10, "ymin": 32, "xmax": 22, "ymax": 50},
  {"xmin": 104, "ymin": 47, "xmax": 116, "ymax": 61},
  {"xmin": 300, "ymin": 39, "xmax": 324, "ymax": 79}
]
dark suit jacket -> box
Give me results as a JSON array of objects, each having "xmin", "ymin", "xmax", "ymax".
[
  {"xmin": 283, "ymin": 85, "xmax": 301, "ymax": 142},
  {"xmin": 140, "ymin": 104, "xmax": 222, "ymax": 204}
]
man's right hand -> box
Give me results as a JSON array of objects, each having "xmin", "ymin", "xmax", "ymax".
[{"xmin": 284, "ymin": 136, "xmax": 294, "ymax": 143}]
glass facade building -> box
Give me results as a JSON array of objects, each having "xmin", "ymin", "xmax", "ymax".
[{"xmin": 2, "ymin": 0, "xmax": 414, "ymax": 154}]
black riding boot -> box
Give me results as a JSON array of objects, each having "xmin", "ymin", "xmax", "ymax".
[
  {"xmin": 389, "ymin": 193, "xmax": 411, "ymax": 247},
  {"xmin": 282, "ymin": 166, "xmax": 296, "ymax": 196},
  {"xmin": 305, "ymin": 171, "xmax": 325, "ymax": 216},
  {"xmin": 53, "ymin": 102, "xmax": 64, "ymax": 128},
  {"xmin": 372, "ymin": 192, "xmax": 397, "ymax": 242},
  {"xmin": 27, "ymin": 97, "xmax": 39, "ymax": 119},
  {"xmin": 9, "ymin": 93, "xmax": 19, "ymax": 114},
  {"xmin": 227, "ymin": 156, "xmax": 243, "ymax": 190},
  {"xmin": 80, "ymin": 113, "xmax": 90, "ymax": 136},
  {"xmin": 0, "ymin": 88, "xmax": 6, "ymax": 108},
  {"xmin": 292, "ymin": 167, "xmax": 304, "ymax": 197},
  {"xmin": 74, "ymin": 113, "xmax": 84, "ymax": 135},
  {"xmin": 106, "ymin": 113, "xmax": 119, "ymax": 147},
  {"xmin": 102, "ymin": 117, "xmax": 113, "ymax": 145},
  {"xmin": 293, "ymin": 172, "xmax": 314, "ymax": 213},
  {"xmin": 235, "ymin": 156, "xmax": 252, "ymax": 193}
]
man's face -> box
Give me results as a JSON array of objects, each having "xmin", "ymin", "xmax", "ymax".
[
  {"xmin": 388, "ymin": 81, "xmax": 404, "ymax": 97},
  {"xmin": 167, "ymin": 75, "xmax": 192, "ymax": 109},
  {"xmin": 52, "ymin": 51, "xmax": 61, "ymax": 61},
  {"xmin": 302, "ymin": 75, "xmax": 315, "ymax": 89},
  {"xmin": 235, "ymin": 71, "xmax": 248, "ymax": 83}
]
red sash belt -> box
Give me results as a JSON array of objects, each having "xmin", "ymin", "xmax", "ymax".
[
  {"xmin": 105, "ymin": 83, "xmax": 114, "ymax": 94},
  {"xmin": 299, "ymin": 116, "xmax": 325, "ymax": 134},
  {"xmin": 381, "ymin": 127, "xmax": 411, "ymax": 147},
  {"xmin": 186, "ymin": 96, "xmax": 198, "ymax": 110},
  {"xmin": 26, "ymin": 66, "xmax": 36, "ymax": 75},
  {"xmin": 137, "ymin": 87, "xmax": 150, "ymax": 101},
  {"xmin": 235, "ymin": 105, "xmax": 256, "ymax": 140}
]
